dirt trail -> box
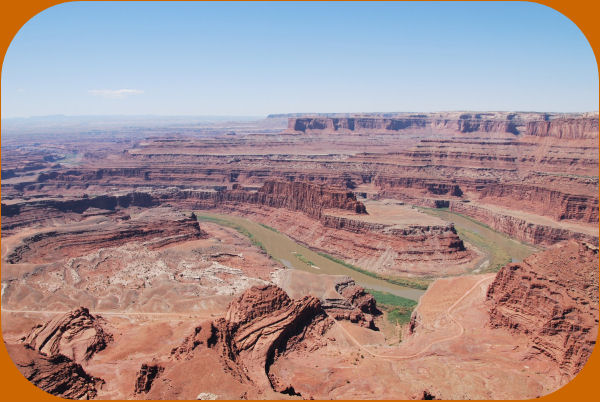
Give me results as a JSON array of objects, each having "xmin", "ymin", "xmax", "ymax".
[
  {"xmin": 335, "ymin": 274, "xmax": 495, "ymax": 360},
  {"xmin": 3, "ymin": 275, "xmax": 493, "ymax": 362},
  {"xmin": 0, "ymin": 308, "xmax": 222, "ymax": 319}
]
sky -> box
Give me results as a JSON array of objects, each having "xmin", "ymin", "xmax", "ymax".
[{"xmin": 1, "ymin": 1, "xmax": 598, "ymax": 118}]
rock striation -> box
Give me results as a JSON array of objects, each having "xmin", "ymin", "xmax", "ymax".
[
  {"xmin": 23, "ymin": 307, "xmax": 113, "ymax": 362},
  {"xmin": 322, "ymin": 278, "xmax": 379, "ymax": 329},
  {"xmin": 170, "ymin": 285, "xmax": 333, "ymax": 393},
  {"xmin": 448, "ymin": 201, "xmax": 598, "ymax": 246},
  {"xmin": 5, "ymin": 213, "xmax": 206, "ymax": 264},
  {"xmin": 160, "ymin": 180, "xmax": 367, "ymax": 219},
  {"xmin": 525, "ymin": 117, "xmax": 599, "ymax": 139},
  {"xmin": 286, "ymin": 112, "xmax": 598, "ymax": 139},
  {"xmin": 486, "ymin": 240, "xmax": 599, "ymax": 376},
  {"xmin": 1, "ymin": 192, "xmax": 156, "ymax": 233},
  {"xmin": 477, "ymin": 183, "xmax": 598, "ymax": 224},
  {"xmin": 7, "ymin": 343, "xmax": 103, "ymax": 400}
]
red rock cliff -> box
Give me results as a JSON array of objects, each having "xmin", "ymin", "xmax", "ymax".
[
  {"xmin": 171, "ymin": 285, "xmax": 333, "ymax": 393},
  {"xmin": 23, "ymin": 307, "xmax": 113, "ymax": 362},
  {"xmin": 7, "ymin": 344, "xmax": 104, "ymax": 400},
  {"xmin": 486, "ymin": 241, "xmax": 599, "ymax": 376},
  {"xmin": 286, "ymin": 113, "xmax": 598, "ymax": 139},
  {"xmin": 525, "ymin": 117, "xmax": 599, "ymax": 139},
  {"xmin": 163, "ymin": 180, "xmax": 367, "ymax": 219},
  {"xmin": 257, "ymin": 180, "xmax": 367, "ymax": 217}
]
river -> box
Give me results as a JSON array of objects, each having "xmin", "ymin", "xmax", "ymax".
[
  {"xmin": 197, "ymin": 212, "xmax": 426, "ymax": 301},
  {"xmin": 418, "ymin": 207, "xmax": 539, "ymax": 272},
  {"xmin": 197, "ymin": 209, "xmax": 539, "ymax": 302}
]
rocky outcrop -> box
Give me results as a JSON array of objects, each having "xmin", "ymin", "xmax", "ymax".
[
  {"xmin": 335, "ymin": 278, "xmax": 378, "ymax": 315},
  {"xmin": 171, "ymin": 285, "xmax": 333, "ymax": 393},
  {"xmin": 1, "ymin": 192, "xmax": 156, "ymax": 216},
  {"xmin": 23, "ymin": 307, "xmax": 113, "ymax": 362},
  {"xmin": 477, "ymin": 183, "xmax": 598, "ymax": 223},
  {"xmin": 525, "ymin": 117, "xmax": 599, "ymax": 139},
  {"xmin": 1, "ymin": 192, "xmax": 157, "ymax": 233},
  {"xmin": 322, "ymin": 278, "xmax": 379, "ymax": 329},
  {"xmin": 448, "ymin": 201, "xmax": 598, "ymax": 246},
  {"xmin": 2, "ymin": 181, "xmax": 365, "ymax": 233},
  {"xmin": 7, "ymin": 343, "xmax": 103, "ymax": 399},
  {"xmin": 5, "ymin": 213, "xmax": 206, "ymax": 263},
  {"xmin": 134, "ymin": 364, "xmax": 164, "ymax": 394},
  {"xmin": 289, "ymin": 116, "xmax": 429, "ymax": 133},
  {"xmin": 161, "ymin": 180, "xmax": 366, "ymax": 219},
  {"xmin": 374, "ymin": 176, "xmax": 463, "ymax": 197},
  {"xmin": 287, "ymin": 112, "xmax": 598, "ymax": 138},
  {"xmin": 433, "ymin": 117, "xmax": 519, "ymax": 134},
  {"xmin": 486, "ymin": 241, "xmax": 599, "ymax": 376},
  {"xmin": 258, "ymin": 180, "xmax": 367, "ymax": 216}
]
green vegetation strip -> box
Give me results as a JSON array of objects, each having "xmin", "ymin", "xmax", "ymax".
[
  {"xmin": 294, "ymin": 253, "xmax": 316, "ymax": 267},
  {"xmin": 316, "ymin": 251, "xmax": 430, "ymax": 290},
  {"xmin": 366, "ymin": 289, "xmax": 417, "ymax": 325},
  {"xmin": 259, "ymin": 223, "xmax": 280, "ymax": 233},
  {"xmin": 417, "ymin": 206, "xmax": 538, "ymax": 274},
  {"xmin": 455, "ymin": 226, "xmax": 511, "ymax": 272},
  {"xmin": 196, "ymin": 212, "xmax": 429, "ymax": 293}
]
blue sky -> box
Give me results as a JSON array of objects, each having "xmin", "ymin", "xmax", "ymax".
[{"xmin": 1, "ymin": 1, "xmax": 598, "ymax": 118}]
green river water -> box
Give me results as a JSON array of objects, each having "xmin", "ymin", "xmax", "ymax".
[{"xmin": 197, "ymin": 209, "xmax": 539, "ymax": 302}]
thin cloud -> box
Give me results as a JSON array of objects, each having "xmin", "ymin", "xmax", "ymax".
[{"xmin": 88, "ymin": 89, "xmax": 144, "ymax": 99}]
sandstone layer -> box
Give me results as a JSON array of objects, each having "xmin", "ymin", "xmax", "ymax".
[
  {"xmin": 286, "ymin": 112, "xmax": 598, "ymax": 139},
  {"xmin": 3, "ymin": 113, "xmax": 595, "ymax": 248},
  {"xmin": 2, "ymin": 181, "xmax": 475, "ymax": 277},
  {"xmin": 152, "ymin": 284, "xmax": 334, "ymax": 397},
  {"xmin": 487, "ymin": 240, "xmax": 599, "ymax": 377},
  {"xmin": 7, "ymin": 343, "xmax": 103, "ymax": 400},
  {"xmin": 2, "ymin": 112, "xmax": 598, "ymax": 400},
  {"xmin": 5, "ymin": 210, "xmax": 206, "ymax": 264},
  {"xmin": 23, "ymin": 307, "xmax": 113, "ymax": 362},
  {"xmin": 4, "ymin": 242, "xmax": 597, "ymax": 399}
]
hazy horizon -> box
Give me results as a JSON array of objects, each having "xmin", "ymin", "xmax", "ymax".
[{"xmin": 3, "ymin": 109, "xmax": 600, "ymax": 125}]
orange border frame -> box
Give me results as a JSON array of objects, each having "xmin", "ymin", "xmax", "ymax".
[{"xmin": 0, "ymin": 1, "xmax": 598, "ymax": 401}]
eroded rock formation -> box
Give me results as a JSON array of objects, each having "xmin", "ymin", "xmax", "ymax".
[
  {"xmin": 158, "ymin": 180, "xmax": 367, "ymax": 219},
  {"xmin": 168, "ymin": 285, "xmax": 334, "ymax": 394},
  {"xmin": 7, "ymin": 344, "xmax": 103, "ymax": 400},
  {"xmin": 322, "ymin": 278, "xmax": 379, "ymax": 329},
  {"xmin": 486, "ymin": 240, "xmax": 599, "ymax": 376},
  {"xmin": 5, "ymin": 211, "xmax": 207, "ymax": 263},
  {"xmin": 23, "ymin": 307, "xmax": 113, "ymax": 363},
  {"xmin": 287, "ymin": 112, "xmax": 598, "ymax": 139},
  {"xmin": 1, "ymin": 192, "xmax": 156, "ymax": 232},
  {"xmin": 525, "ymin": 117, "xmax": 599, "ymax": 139},
  {"xmin": 134, "ymin": 364, "xmax": 164, "ymax": 394},
  {"xmin": 448, "ymin": 201, "xmax": 599, "ymax": 246}
]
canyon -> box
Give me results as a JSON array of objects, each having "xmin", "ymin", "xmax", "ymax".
[
  {"xmin": 4, "ymin": 239, "xmax": 597, "ymax": 399},
  {"xmin": 1, "ymin": 111, "xmax": 598, "ymax": 399}
]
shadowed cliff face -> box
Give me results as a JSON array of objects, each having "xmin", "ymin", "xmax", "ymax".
[
  {"xmin": 7, "ymin": 344, "xmax": 103, "ymax": 400},
  {"xmin": 486, "ymin": 240, "xmax": 599, "ymax": 376},
  {"xmin": 7, "ymin": 307, "xmax": 112, "ymax": 399}
]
